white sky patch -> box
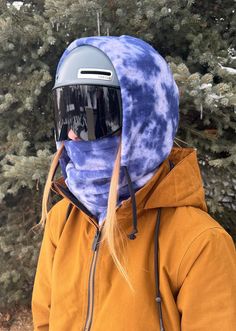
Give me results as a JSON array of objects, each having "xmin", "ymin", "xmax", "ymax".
[
  {"xmin": 12, "ymin": 1, "xmax": 23, "ymax": 10},
  {"xmin": 208, "ymin": 93, "xmax": 222, "ymax": 100},
  {"xmin": 200, "ymin": 83, "xmax": 212, "ymax": 90},
  {"xmin": 219, "ymin": 63, "xmax": 236, "ymax": 75}
]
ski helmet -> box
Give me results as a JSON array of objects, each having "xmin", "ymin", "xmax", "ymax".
[{"xmin": 52, "ymin": 45, "xmax": 122, "ymax": 141}]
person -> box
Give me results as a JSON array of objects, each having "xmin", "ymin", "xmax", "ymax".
[{"xmin": 31, "ymin": 35, "xmax": 236, "ymax": 331}]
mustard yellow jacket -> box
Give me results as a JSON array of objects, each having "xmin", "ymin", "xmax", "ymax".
[{"xmin": 31, "ymin": 148, "xmax": 236, "ymax": 331}]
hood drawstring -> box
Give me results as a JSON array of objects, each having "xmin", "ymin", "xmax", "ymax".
[
  {"xmin": 123, "ymin": 166, "xmax": 138, "ymax": 240},
  {"xmin": 123, "ymin": 169, "xmax": 166, "ymax": 329},
  {"xmin": 154, "ymin": 161, "xmax": 174, "ymax": 331},
  {"xmin": 154, "ymin": 208, "xmax": 166, "ymax": 331},
  {"xmin": 123, "ymin": 160, "xmax": 174, "ymax": 241}
]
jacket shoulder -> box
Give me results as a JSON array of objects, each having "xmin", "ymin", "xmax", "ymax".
[
  {"xmin": 175, "ymin": 221, "xmax": 236, "ymax": 328},
  {"xmin": 176, "ymin": 220, "xmax": 236, "ymax": 287},
  {"xmin": 163, "ymin": 206, "xmax": 234, "ymax": 288},
  {"xmin": 172, "ymin": 206, "xmax": 226, "ymax": 243}
]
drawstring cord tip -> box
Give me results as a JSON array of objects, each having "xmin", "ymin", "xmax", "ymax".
[
  {"xmin": 127, "ymin": 229, "xmax": 138, "ymax": 240},
  {"xmin": 155, "ymin": 296, "xmax": 162, "ymax": 303}
]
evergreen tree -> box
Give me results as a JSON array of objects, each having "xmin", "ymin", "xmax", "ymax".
[{"xmin": 0, "ymin": 0, "xmax": 235, "ymax": 309}]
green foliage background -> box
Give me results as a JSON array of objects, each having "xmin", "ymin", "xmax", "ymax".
[{"xmin": 0, "ymin": 0, "xmax": 235, "ymax": 309}]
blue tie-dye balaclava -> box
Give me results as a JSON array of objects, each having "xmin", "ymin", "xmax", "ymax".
[{"xmin": 56, "ymin": 35, "xmax": 179, "ymax": 225}]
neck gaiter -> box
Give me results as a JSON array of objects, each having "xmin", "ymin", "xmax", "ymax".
[{"xmin": 61, "ymin": 135, "xmax": 156, "ymax": 224}]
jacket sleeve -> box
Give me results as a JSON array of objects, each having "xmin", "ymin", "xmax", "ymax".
[
  {"xmin": 31, "ymin": 210, "xmax": 56, "ymax": 331},
  {"xmin": 176, "ymin": 227, "xmax": 236, "ymax": 331}
]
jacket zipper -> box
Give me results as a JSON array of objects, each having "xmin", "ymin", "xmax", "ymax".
[
  {"xmin": 52, "ymin": 181, "xmax": 121, "ymax": 330},
  {"xmin": 83, "ymin": 224, "xmax": 104, "ymax": 331}
]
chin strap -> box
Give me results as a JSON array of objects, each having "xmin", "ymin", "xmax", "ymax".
[{"xmin": 123, "ymin": 166, "xmax": 138, "ymax": 240}]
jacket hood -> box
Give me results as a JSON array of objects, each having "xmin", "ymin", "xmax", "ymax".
[
  {"xmin": 114, "ymin": 148, "xmax": 207, "ymax": 220},
  {"xmin": 145, "ymin": 148, "xmax": 207, "ymax": 211},
  {"xmin": 56, "ymin": 35, "xmax": 179, "ymax": 174}
]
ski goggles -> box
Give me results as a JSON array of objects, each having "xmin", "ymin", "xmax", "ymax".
[{"xmin": 52, "ymin": 85, "xmax": 122, "ymax": 141}]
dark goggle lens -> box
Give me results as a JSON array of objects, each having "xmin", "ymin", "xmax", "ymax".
[{"xmin": 52, "ymin": 85, "xmax": 122, "ymax": 141}]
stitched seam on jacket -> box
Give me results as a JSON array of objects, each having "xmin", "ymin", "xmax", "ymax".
[
  {"xmin": 176, "ymin": 226, "xmax": 223, "ymax": 289},
  {"xmin": 47, "ymin": 200, "xmax": 70, "ymax": 248},
  {"xmin": 46, "ymin": 208, "xmax": 57, "ymax": 249}
]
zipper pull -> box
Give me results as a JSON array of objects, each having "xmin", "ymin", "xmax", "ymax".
[{"xmin": 92, "ymin": 229, "xmax": 101, "ymax": 251}]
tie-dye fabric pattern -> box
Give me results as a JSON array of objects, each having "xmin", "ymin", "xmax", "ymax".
[
  {"xmin": 60, "ymin": 135, "xmax": 156, "ymax": 223},
  {"xmin": 56, "ymin": 35, "xmax": 179, "ymax": 223}
]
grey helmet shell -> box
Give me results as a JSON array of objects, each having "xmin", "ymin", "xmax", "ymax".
[{"xmin": 53, "ymin": 45, "xmax": 120, "ymax": 89}]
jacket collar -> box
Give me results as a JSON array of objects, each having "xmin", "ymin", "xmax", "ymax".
[{"xmin": 51, "ymin": 147, "xmax": 207, "ymax": 222}]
